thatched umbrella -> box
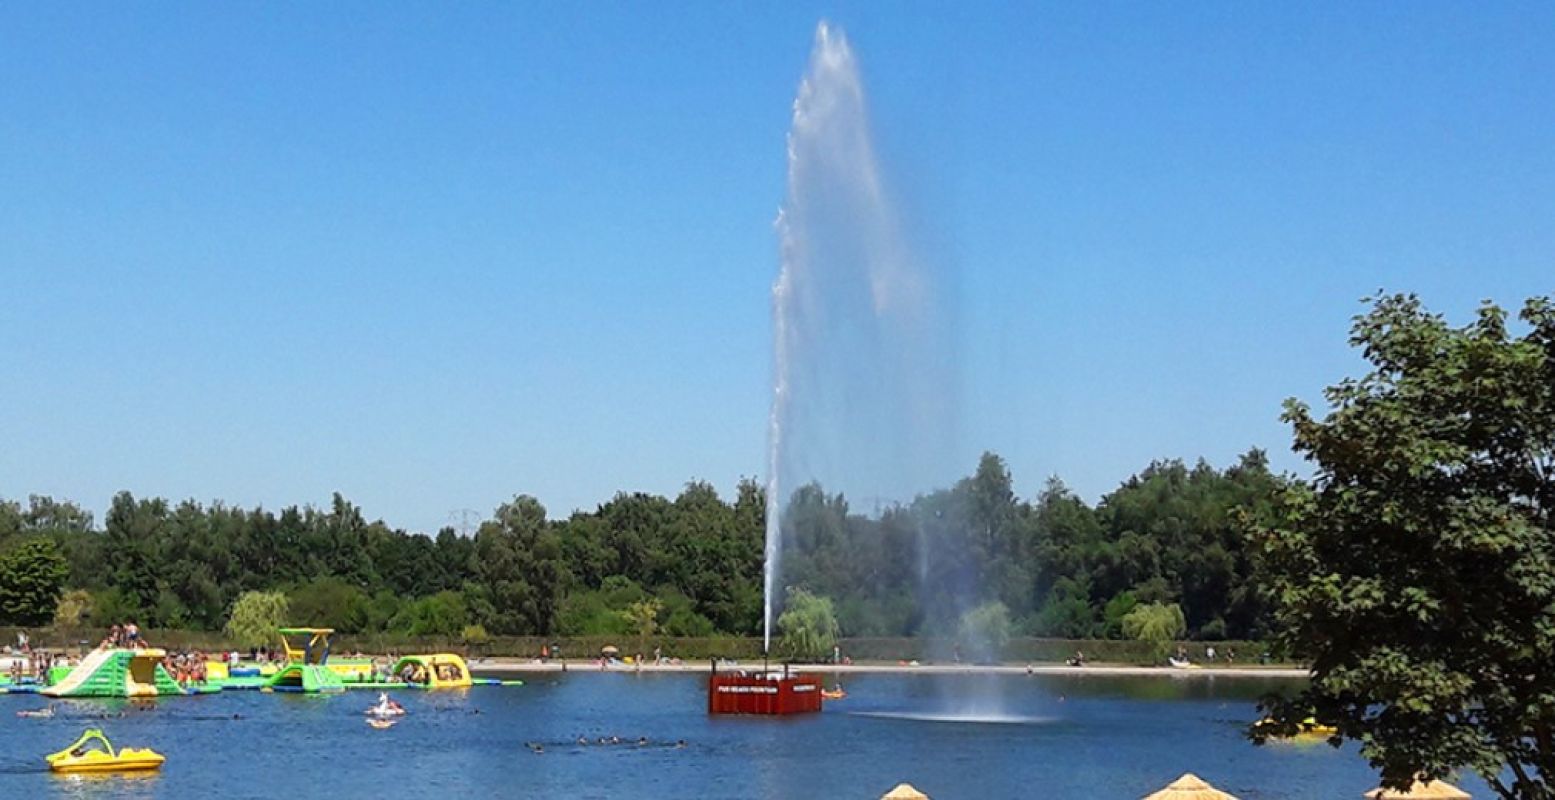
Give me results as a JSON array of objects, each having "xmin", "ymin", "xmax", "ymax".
[
  {"xmin": 1142, "ymin": 773, "xmax": 1240, "ymax": 800},
  {"xmin": 1364, "ymin": 780, "xmax": 1471, "ymax": 799},
  {"xmin": 880, "ymin": 783, "xmax": 930, "ymax": 800}
]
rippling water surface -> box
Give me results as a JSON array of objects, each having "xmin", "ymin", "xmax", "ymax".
[{"xmin": 0, "ymin": 672, "xmax": 1490, "ymax": 799}]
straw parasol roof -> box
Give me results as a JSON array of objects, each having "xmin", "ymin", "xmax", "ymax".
[
  {"xmin": 1142, "ymin": 773, "xmax": 1240, "ymax": 800},
  {"xmin": 1364, "ymin": 780, "xmax": 1471, "ymax": 799},
  {"xmin": 881, "ymin": 784, "xmax": 930, "ymax": 799}
]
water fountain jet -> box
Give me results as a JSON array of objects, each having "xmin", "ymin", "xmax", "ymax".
[{"xmin": 763, "ymin": 21, "xmax": 955, "ymax": 654}]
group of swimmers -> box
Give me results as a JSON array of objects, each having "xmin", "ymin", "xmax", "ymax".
[{"xmin": 522, "ymin": 736, "xmax": 688, "ymax": 754}]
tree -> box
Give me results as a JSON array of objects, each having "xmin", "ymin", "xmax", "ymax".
[
  {"xmin": 224, "ymin": 591, "xmax": 289, "ymax": 648},
  {"xmin": 53, "ymin": 588, "xmax": 93, "ymax": 627},
  {"xmin": 1121, "ymin": 602, "xmax": 1186, "ymax": 664},
  {"xmin": 777, "ymin": 587, "xmax": 839, "ymax": 661},
  {"xmin": 0, "ymin": 538, "xmax": 68, "ymax": 625},
  {"xmin": 958, "ymin": 601, "xmax": 1012, "ymax": 663},
  {"xmin": 1251, "ymin": 294, "xmax": 1555, "ymax": 800},
  {"xmin": 390, "ymin": 590, "xmax": 468, "ymax": 637},
  {"xmin": 623, "ymin": 598, "xmax": 663, "ymax": 638},
  {"xmin": 286, "ymin": 578, "xmax": 370, "ymax": 633}
]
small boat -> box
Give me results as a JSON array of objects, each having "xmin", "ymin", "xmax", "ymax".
[
  {"xmin": 366, "ymin": 718, "xmax": 396, "ymax": 729},
  {"xmin": 46, "ymin": 729, "xmax": 165, "ymax": 773},
  {"xmin": 1255, "ymin": 716, "xmax": 1337, "ymax": 739},
  {"xmin": 17, "ymin": 707, "xmax": 55, "ymax": 718}
]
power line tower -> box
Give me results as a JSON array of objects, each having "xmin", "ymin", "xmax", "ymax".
[{"xmin": 447, "ymin": 508, "xmax": 481, "ymax": 536}]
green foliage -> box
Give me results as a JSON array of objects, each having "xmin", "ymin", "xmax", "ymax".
[
  {"xmin": 461, "ymin": 624, "xmax": 490, "ymax": 644},
  {"xmin": 0, "ymin": 538, "xmax": 68, "ymax": 626},
  {"xmin": 0, "ymin": 442, "xmax": 1285, "ymax": 644},
  {"xmin": 286, "ymin": 578, "xmax": 371, "ymax": 633},
  {"xmin": 1121, "ymin": 602, "xmax": 1186, "ymax": 663},
  {"xmin": 390, "ymin": 590, "xmax": 468, "ymax": 636},
  {"xmin": 224, "ymin": 591, "xmax": 289, "ymax": 648},
  {"xmin": 1101, "ymin": 591, "xmax": 1138, "ymax": 638},
  {"xmin": 88, "ymin": 587, "xmax": 142, "ymax": 627},
  {"xmin": 777, "ymin": 587, "xmax": 839, "ymax": 661},
  {"xmin": 1032, "ymin": 577, "xmax": 1097, "ymax": 638},
  {"xmin": 623, "ymin": 598, "xmax": 663, "ymax": 638},
  {"xmin": 1252, "ymin": 294, "xmax": 1555, "ymax": 800},
  {"xmin": 53, "ymin": 588, "xmax": 93, "ymax": 627},
  {"xmin": 958, "ymin": 601, "xmax": 1012, "ymax": 663}
]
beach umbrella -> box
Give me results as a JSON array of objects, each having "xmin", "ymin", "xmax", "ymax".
[
  {"xmin": 1364, "ymin": 780, "xmax": 1471, "ymax": 799},
  {"xmin": 600, "ymin": 645, "xmax": 620, "ymax": 656},
  {"xmin": 880, "ymin": 784, "xmax": 929, "ymax": 799},
  {"xmin": 1142, "ymin": 773, "xmax": 1240, "ymax": 800}
]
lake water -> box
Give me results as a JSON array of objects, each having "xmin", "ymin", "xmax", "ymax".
[{"xmin": 0, "ymin": 671, "xmax": 1491, "ymax": 799}]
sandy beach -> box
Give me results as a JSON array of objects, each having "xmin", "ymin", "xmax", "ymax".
[{"xmin": 467, "ymin": 658, "xmax": 1309, "ymax": 679}]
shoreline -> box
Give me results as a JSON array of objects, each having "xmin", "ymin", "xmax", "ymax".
[{"xmin": 468, "ymin": 659, "xmax": 1309, "ymax": 679}]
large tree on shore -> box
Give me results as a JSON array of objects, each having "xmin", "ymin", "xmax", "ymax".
[{"xmin": 1252, "ymin": 294, "xmax": 1555, "ymax": 799}]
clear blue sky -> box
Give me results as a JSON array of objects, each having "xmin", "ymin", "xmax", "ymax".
[{"xmin": 2, "ymin": 3, "xmax": 1551, "ymax": 532}]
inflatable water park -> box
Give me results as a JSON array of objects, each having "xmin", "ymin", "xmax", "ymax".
[{"xmin": 0, "ymin": 626, "xmax": 523, "ymax": 698}]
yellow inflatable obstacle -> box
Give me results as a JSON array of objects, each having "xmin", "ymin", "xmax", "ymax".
[
  {"xmin": 388, "ymin": 654, "xmax": 473, "ymax": 689},
  {"xmin": 47, "ymin": 729, "xmax": 165, "ymax": 773}
]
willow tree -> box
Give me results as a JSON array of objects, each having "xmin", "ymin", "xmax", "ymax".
[
  {"xmin": 1252, "ymin": 294, "xmax": 1555, "ymax": 800},
  {"xmin": 1121, "ymin": 602, "xmax": 1186, "ymax": 664},
  {"xmin": 777, "ymin": 588, "xmax": 839, "ymax": 662}
]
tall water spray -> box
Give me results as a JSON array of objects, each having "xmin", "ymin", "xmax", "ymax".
[{"xmin": 764, "ymin": 23, "xmax": 955, "ymax": 653}]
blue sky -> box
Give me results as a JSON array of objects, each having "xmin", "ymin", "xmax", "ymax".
[{"xmin": 2, "ymin": 3, "xmax": 1551, "ymax": 532}]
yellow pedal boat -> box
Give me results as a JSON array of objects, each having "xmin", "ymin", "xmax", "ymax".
[
  {"xmin": 47, "ymin": 729, "xmax": 165, "ymax": 773},
  {"xmin": 1254, "ymin": 716, "xmax": 1337, "ymax": 739}
]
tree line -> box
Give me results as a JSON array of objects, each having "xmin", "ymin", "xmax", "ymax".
[{"xmin": 0, "ymin": 450, "xmax": 1284, "ymax": 642}]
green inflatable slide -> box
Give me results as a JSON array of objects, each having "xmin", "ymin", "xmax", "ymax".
[{"xmin": 43, "ymin": 648, "xmax": 184, "ymax": 698}]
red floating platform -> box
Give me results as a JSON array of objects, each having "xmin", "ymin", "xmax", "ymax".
[{"xmin": 707, "ymin": 663, "xmax": 823, "ymax": 715}]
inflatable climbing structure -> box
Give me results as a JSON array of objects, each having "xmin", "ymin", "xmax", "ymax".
[{"xmin": 42, "ymin": 648, "xmax": 183, "ymax": 698}]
